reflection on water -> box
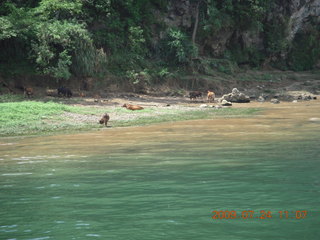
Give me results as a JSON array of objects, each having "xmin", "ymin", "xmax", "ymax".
[{"xmin": 0, "ymin": 100, "xmax": 320, "ymax": 239}]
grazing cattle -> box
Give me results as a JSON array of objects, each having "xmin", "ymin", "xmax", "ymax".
[
  {"xmin": 189, "ymin": 91, "xmax": 202, "ymax": 101},
  {"xmin": 46, "ymin": 89, "xmax": 57, "ymax": 97},
  {"xmin": 24, "ymin": 87, "xmax": 33, "ymax": 98},
  {"xmin": 99, "ymin": 113, "xmax": 110, "ymax": 126},
  {"xmin": 207, "ymin": 91, "xmax": 215, "ymax": 103},
  {"xmin": 57, "ymin": 87, "xmax": 72, "ymax": 98},
  {"xmin": 122, "ymin": 103, "xmax": 144, "ymax": 110}
]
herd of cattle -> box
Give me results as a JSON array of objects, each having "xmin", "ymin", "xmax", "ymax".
[
  {"xmin": 23, "ymin": 86, "xmax": 215, "ymax": 103},
  {"xmin": 98, "ymin": 91, "xmax": 214, "ymax": 127},
  {"xmin": 20, "ymin": 86, "xmax": 215, "ymax": 128},
  {"xmin": 189, "ymin": 90, "xmax": 215, "ymax": 103},
  {"xmin": 23, "ymin": 86, "xmax": 73, "ymax": 98},
  {"xmin": 98, "ymin": 92, "xmax": 214, "ymax": 127}
]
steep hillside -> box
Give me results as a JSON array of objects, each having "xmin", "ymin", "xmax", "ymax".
[{"xmin": 0, "ymin": 0, "xmax": 319, "ymax": 92}]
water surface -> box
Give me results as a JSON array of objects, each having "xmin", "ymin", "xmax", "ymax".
[{"xmin": 1, "ymin": 101, "xmax": 320, "ymax": 239}]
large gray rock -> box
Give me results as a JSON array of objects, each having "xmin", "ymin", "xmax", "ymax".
[
  {"xmin": 286, "ymin": 0, "xmax": 320, "ymax": 42},
  {"xmin": 220, "ymin": 88, "xmax": 250, "ymax": 103}
]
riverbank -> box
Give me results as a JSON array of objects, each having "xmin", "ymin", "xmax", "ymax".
[
  {"xmin": 1, "ymin": 69, "xmax": 319, "ymax": 137},
  {"xmin": 0, "ymin": 93, "xmax": 261, "ymax": 137}
]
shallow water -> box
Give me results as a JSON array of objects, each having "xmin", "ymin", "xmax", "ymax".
[{"xmin": 1, "ymin": 100, "xmax": 320, "ymax": 240}]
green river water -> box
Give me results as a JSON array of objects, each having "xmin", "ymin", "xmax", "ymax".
[{"xmin": 0, "ymin": 101, "xmax": 319, "ymax": 239}]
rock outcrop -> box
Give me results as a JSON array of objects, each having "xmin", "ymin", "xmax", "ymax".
[
  {"xmin": 286, "ymin": 0, "xmax": 320, "ymax": 42},
  {"xmin": 219, "ymin": 88, "xmax": 250, "ymax": 103},
  {"xmin": 156, "ymin": 0, "xmax": 320, "ymax": 66}
]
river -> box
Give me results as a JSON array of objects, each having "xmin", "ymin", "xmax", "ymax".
[{"xmin": 1, "ymin": 100, "xmax": 319, "ymax": 239}]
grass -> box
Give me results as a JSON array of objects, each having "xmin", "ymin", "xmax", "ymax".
[
  {"xmin": 0, "ymin": 94, "xmax": 260, "ymax": 137},
  {"xmin": 0, "ymin": 100, "xmax": 97, "ymax": 136}
]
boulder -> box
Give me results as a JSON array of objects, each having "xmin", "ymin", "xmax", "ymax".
[
  {"xmin": 221, "ymin": 100, "xmax": 232, "ymax": 106},
  {"xmin": 220, "ymin": 88, "xmax": 250, "ymax": 103},
  {"xmin": 257, "ymin": 96, "xmax": 265, "ymax": 102},
  {"xmin": 271, "ymin": 98, "xmax": 280, "ymax": 104}
]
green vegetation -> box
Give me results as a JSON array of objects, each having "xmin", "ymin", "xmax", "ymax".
[
  {"xmin": 0, "ymin": 98, "xmax": 100, "ymax": 136},
  {"xmin": 0, "ymin": 0, "xmax": 319, "ymax": 90},
  {"xmin": 0, "ymin": 94, "xmax": 260, "ymax": 137}
]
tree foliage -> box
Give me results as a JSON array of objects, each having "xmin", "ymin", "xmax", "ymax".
[
  {"xmin": 0, "ymin": 17, "xmax": 17, "ymax": 40},
  {"xmin": 31, "ymin": 19, "xmax": 93, "ymax": 79},
  {"xmin": 163, "ymin": 28, "xmax": 197, "ymax": 64},
  {"xmin": 0, "ymin": 0, "xmax": 318, "ymax": 82}
]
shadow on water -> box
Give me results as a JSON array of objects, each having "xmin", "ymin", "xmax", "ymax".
[{"xmin": 0, "ymin": 100, "xmax": 320, "ymax": 239}]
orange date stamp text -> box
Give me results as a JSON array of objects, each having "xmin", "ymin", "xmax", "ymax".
[{"xmin": 211, "ymin": 210, "xmax": 307, "ymax": 220}]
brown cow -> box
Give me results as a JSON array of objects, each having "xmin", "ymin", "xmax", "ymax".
[
  {"xmin": 24, "ymin": 87, "xmax": 34, "ymax": 98},
  {"xmin": 122, "ymin": 103, "xmax": 144, "ymax": 110},
  {"xmin": 99, "ymin": 113, "xmax": 110, "ymax": 126},
  {"xmin": 207, "ymin": 91, "xmax": 215, "ymax": 103}
]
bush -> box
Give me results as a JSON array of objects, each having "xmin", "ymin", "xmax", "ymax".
[{"xmin": 161, "ymin": 28, "xmax": 198, "ymax": 65}]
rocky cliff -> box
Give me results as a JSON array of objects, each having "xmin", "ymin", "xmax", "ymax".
[
  {"xmin": 286, "ymin": 0, "xmax": 320, "ymax": 41},
  {"xmin": 158, "ymin": 0, "xmax": 320, "ymax": 69}
]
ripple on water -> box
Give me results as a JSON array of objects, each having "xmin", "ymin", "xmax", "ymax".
[
  {"xmin": 86, "ymin": 233, "xmax": 101, "ymax": 237},
  {"xmin": 2, "ymin": 172, "xmax": 33, "ymax": 176},
  {"xmin": 0, "ymin": 224, "xmax": 18, "ymax": 233},
  {"xmin": 49, "ymin": 184, "xmax": 60, "ymax": 187},
  {"xmin": 17, "ymin": 160, "xmax": 48, "ymax": 165},
  {"xmin": 28, "ymin": 237, "xmax": 50, "ymax": 240},
  {"xmin": 54, "ymin": 221, "xmax": 65, "ymax": 224},
  {"xmin": 51, "ymin": 196, "xmax": 62, "ymax": 199},
  {"xmin": 76, "ymin": 223, "xmax": 90, "ymax": 226},
  {"xmin": 10, "ymin": 155, "xmax": 74, "ymax": 162},
  {"xmin": 75, "ymin": 221, "xmax": 91, "ymax": 230}
]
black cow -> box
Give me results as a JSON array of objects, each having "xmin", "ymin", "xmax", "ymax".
[
  {"xmin": 57, "ymin": 87, "xmax": 72, "ymax": 98},
  {"xmin": 189, "ymin": 91, "xmax": 202, "ymax": 101}
]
